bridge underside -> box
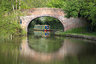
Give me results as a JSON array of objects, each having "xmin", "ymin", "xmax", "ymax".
[{"xmin": 20, "ymin": 8, "xmax": 87, "ymax": 34}]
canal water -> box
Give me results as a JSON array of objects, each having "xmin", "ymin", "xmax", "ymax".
[{"xmin": 0, "ymin": 31, "xmax": 96, "ymax": 64}]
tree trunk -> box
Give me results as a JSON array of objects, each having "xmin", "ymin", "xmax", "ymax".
[
  {"xmin": 12, "ymin": 4, "xmax": 15, "ymax": 11},
  {"xmin": 19, "ymin": 0, "xmax": 21, "ymax": 10},
  {"xmin": 16, "ymin": 0, "xmax": 17, "ymax": 10},
  {"xmin": 11, "ymin": 0, "xmax": 15, "ymax": 11}
]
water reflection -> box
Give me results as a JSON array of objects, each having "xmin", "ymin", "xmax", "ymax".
[
  {"xmin": 0, "ymin": 33, "xmax": 96, "ymax": 64},
  {"xmin": 34, "ymin": 31, "xmax": 50, "ymax": 37},
  {"xmin": 20, "ymin": 31, "xmax": 96, "ymax": 64},
  {"xmin": 20, "ymin": 33, "xmax": 88, "ymax": 62}
]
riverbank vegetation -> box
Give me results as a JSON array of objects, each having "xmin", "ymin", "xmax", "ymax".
[
  {"xmin": 0, "ymin": 0, "xmax": 96, "ymax": 38},
  {"xmin": 47, "ymin": 0, "xmax": 96, "ymax": 36},
  {"xmin": 47, "ymin": 0, "xmax": 96, "ymax": 31},
  {"xmin": 56, "ymin": 27, "xmax": 96, "ymax": 37}
]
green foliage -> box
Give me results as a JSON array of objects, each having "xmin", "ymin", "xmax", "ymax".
[
  {"xmin": 0, "ymin": 0, "xmax": 12, "ymax": 11},
  {"xmin": 47, "ymin": 0, "xmax": 96, "ymax": 31},
  {"xmin": 20, "ymin": 1, "xmax": 30, "ymax": 9},
  {"xmin": 0, "ymin": 11, "xmax": 22, "ymax": 37},
  {"xmin": 63, "ymin": 0, "xmax": 82, "ymax": 17},
  {"xmin": 21, "ymin": 0, "xmax": 50, "ymax": 8},
  {"xmin": 47, "ymin": 0, "xmax": 65, "ymax": 8}
]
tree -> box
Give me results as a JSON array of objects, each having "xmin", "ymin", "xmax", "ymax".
[{"xmin": 47, "ymin": 0, "xmax": 96, "ymax": 31}]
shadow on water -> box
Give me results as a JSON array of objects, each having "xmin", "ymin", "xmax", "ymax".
[{"xmin": 0, "ymin": 31, "xmax": 96, "ymax": 64}]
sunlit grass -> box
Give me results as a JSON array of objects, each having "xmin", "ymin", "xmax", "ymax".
[{"xmin": 56, "ymin": 27, "xmax": 96, "ymax": 37}]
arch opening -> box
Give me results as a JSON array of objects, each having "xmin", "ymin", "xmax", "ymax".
[{"xmin": 27, "ymin": 16, "xmax": 64, "ymax": 34}]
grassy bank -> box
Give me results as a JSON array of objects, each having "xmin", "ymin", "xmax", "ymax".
[{"xmin": 55, "ymin": 27, "xmax": 96, "ymax": 37}]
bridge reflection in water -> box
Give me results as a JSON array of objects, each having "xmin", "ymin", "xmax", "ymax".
[
  {"xmin": 20, "ymin": 31, "xmax": 85, "ymax": 62},
  {"xmin": 0, "ymin": 32, "xmax": 96, "ymax": 64},
  {"xmin": 33, "ymin": 31, "xmax": 50, "ymax": 37}
]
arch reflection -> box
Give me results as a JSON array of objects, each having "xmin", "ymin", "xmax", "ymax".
[{"xmin": 20, "ymin": 37, "xmax": 84, "ymax": 62}]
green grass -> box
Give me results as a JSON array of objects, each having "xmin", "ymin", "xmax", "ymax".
[{"xmin": 56, "ymin": 27, "xmax": 96, "ymax": 37}]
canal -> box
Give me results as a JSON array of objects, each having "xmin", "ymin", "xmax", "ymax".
[{"xmin": 0, "ymin": 31, "xmax": 96, "ymax": 64}]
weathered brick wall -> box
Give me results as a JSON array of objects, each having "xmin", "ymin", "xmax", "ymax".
[{"xmin": 20, "ymin": 8, "xmax": 87, "ymax": 32}]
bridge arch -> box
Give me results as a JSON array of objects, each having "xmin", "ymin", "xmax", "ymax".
[
  {"xmin": 20, "ymin": 8, "xmax": 86, "ymax": 34},
  {"xmin": 27, "ymin": 16, "xmax": 65, "ymax": 31}
]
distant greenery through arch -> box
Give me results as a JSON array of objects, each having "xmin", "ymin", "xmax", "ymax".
[{"xmin": 28, "ymin": 16, "xmax": 64, "ymax": 33}]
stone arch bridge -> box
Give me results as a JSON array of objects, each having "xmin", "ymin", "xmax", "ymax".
[{"xmin": 20, "ymin": 8, "xmax": 86, "ymax": 33}]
